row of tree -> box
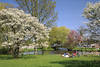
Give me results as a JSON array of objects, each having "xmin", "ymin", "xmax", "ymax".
[
  {"xmin": 0, "ymin": 1, "xmax": 100, "ymax": 44},
  {"xmin": 49, "ymin": 27, "xmax": 82, "ymax": 50},
  {"xmin": 49, "ymin": 2, "xmax": 100, "ymax": 49},
  {"xmin": 0, "ymin": 1, "xmax": 100, "ymax": 58}
]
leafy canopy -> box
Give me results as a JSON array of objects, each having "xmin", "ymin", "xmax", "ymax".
[
  {"xmin": 0, "ymin": 2, "xmax": 13, "ymax": 10},
  {"xmin": 49, "ymin": 26, "xmax": 70, "ymax": 45},
  {"xmin": 0, "ymin": 8, "xmax": 49, "ymax": 48},
  {"xmin": 83, "ymin": 2, "xmax": 100, "ymax": 42},
  {"xmin": 15, "ymin": 0, "xmax": 57, "ymax": 28}
]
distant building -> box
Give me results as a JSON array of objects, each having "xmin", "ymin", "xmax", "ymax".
[
  {"xmin": 78, "ymin": 42, "xmax": 100, "ymax": 49},
  {"xmin": 90, "ymin": 43, "xmax": 100, "ymax": 49}
]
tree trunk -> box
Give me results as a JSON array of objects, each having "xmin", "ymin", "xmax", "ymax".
[
  {"xmin": 34, "ymin": 47, "xmax": 38, "ymax": 55},
  {"xmin": 12, "ymin": 44, "xmax": 19, "ymax": 58},
  {"xmin": 41, "ymin": 47, "xmax": 44, "ymax": 55}
]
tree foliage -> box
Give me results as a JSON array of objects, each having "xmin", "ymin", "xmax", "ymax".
[
  {"xmin": 0, "ymin": 2, "xmax": 13, "ymax": 10},
  {"xmin": 0, "ymin": 8, "xmax": 49, "ymax": 57},
  {"xmin": 83, "ymin": 2, "xmax": 100, "ymax": 42},
  {"xmin": 15, "ymin": 0, "xmax": 57, "ymax": 28},
  {"xmin": 66, "ymin": 30, "xmax": 82, "ymax": 48},
  {"xmin": 77, "ymin": 26, "xmax": 88, "ymax": 44},
  {"xmin": 49, "ymin": 26, "xmax": 70, "ymax": 46}
]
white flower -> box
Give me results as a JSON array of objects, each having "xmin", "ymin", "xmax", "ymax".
[{"xmin": 0, "ymin": 8, "xmax": 49, "ymax": 47}]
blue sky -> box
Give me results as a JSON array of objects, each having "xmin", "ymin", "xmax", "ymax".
[
  {"xmin": 55, "ymin": 0, "xmax": 99, "ymax": 30},
  {"xmin": 0, "ymin": 0, "xmax": 99, "ymax": 30}
]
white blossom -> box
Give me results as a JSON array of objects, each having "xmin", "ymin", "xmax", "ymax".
[{"xmin": 0, "ymin": 8, "xmax": 49, "ymax": 47}]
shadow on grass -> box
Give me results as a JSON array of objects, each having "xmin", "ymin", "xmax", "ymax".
[
  {"xmin": 51, "ymin": 60, "xmax": 100, "ymax": 67},
  {"xmin": 0, "ymin": 55, "xmax": 37, "ymax": 60}
]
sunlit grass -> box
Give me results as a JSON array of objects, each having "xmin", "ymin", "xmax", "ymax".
[{"xmin": 0, "ymin": 54, "xmax": 100, "ymax": 67}]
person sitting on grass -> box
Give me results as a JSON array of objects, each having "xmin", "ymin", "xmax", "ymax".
[
  {"xmin": 72, "ymin": 51, "xmax": 77, "ymax": 58},
  {"xmin": 62, "ymin": 52, "xmax": 69, "ymax": 58}
]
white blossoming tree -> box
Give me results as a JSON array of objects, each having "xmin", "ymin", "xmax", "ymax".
[
  {"xmin": 0, "ymin": 8, "xmax": 49, "ymax": 58},
  {"xmin": 83, "ymin": 2, "xmax": 100, "ymax": 43}
]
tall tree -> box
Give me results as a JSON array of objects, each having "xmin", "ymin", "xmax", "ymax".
[
  {"xmin": 0, "ymin": 8, "xmax": 49, "ymax": 58},
  {"xmin": 83, "ymin": 2, "xmax": 100, "ymax": 43},
  {"xmin": 77, "ymin": 26, "xmax": 87, "ymax": 44},
  {"xmin": 49, "ymin": 26, "xmax": 70, "ymax": 48},
  {"xmin": 15, "ymin": 0, "xmax": 57, "ymax": 28},
  {"xmin": 66, "ymin": 30, "xmax": 82, "ymax": 48}
]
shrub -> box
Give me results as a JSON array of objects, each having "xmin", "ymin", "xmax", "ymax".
[{"xmin": 0, "ymin": 47, "xmax": 10, "ymax": 54}]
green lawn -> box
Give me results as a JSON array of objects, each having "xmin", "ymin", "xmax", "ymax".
[{"xmin": 0, "ymin": 54, "xmax": 100, "ymax": 67}]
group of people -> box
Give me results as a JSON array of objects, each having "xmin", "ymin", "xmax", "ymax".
[{"xmin": 62, "ymin": 51, "xmax": 80, "ymax": 58}]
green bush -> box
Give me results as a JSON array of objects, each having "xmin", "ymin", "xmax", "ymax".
[
  {"xmin": 20, "ymin": 48, "xmax": 34, "ymax": 52},
  {"xmin": 43, "ymin": 47, "xmax": 54, "ymax": 51},
  {"xmin": 73, "ymin": 47, "xmax": 98, "ymax": 52},
  {"xmin": 0, "ymin": 47, "xmax": 10, "ymax": 54},
  {"xmin": 98, "ymin": 48, "xmax": 100, "ymax": 52}
]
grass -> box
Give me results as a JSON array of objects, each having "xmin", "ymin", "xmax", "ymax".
[{"xmin": 0, "ymin": 54, "xmax": 100, "ymax": 67}]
